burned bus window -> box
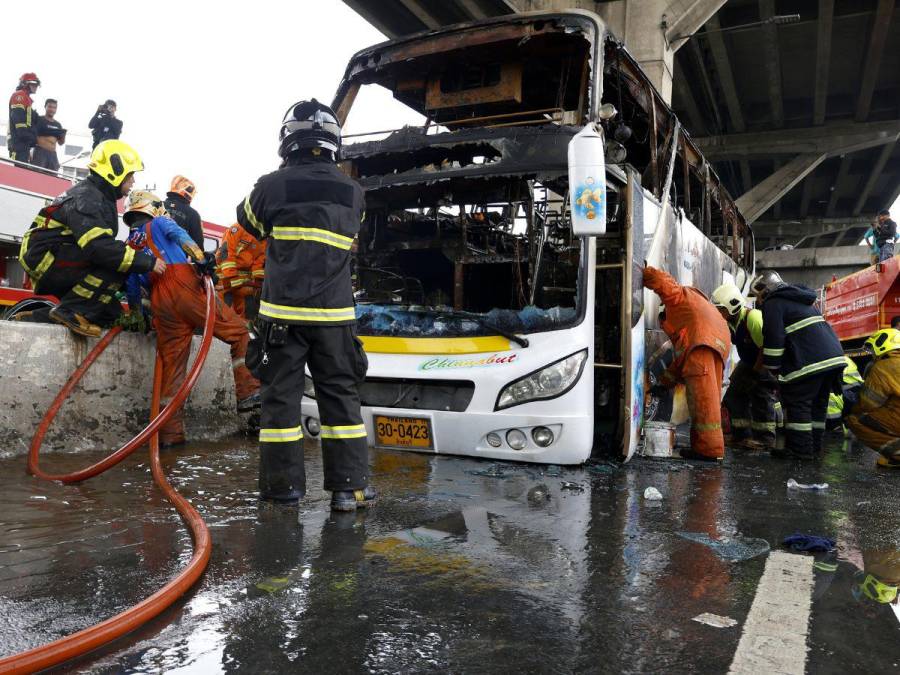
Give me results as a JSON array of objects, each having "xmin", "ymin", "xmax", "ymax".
[{"xmin": 354, "ymin": 183, "xmax": 585, "ymax": 338}]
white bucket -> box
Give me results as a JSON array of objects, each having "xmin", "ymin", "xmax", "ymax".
[{"xmin": 642, "ymin": 422, "xmax": 676, "ymax": 458}]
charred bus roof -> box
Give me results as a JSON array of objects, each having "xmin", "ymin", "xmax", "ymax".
[{"xmin": 333, "ymin": 11, "xmax": 752, "ymax": 267}]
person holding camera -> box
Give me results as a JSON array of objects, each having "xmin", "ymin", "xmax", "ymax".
[{"xmin": 88, "ymin": 99, "xmax": 122, "ymax": 149}]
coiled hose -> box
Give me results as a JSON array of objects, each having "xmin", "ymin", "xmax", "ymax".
[{"xmin": 0, "ymin": 276, "xmax": 216, "ymax": 674}]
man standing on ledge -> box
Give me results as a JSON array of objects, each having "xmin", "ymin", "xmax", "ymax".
[
  {"xmin": 237, "ymin": 99, "xmax": 374, "ymax": 511},
  {"xmin": 644, "ymin": 265, "xmax": 731, "ymax": 461}
]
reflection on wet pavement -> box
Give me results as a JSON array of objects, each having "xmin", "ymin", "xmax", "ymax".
[{"xmin": 0, "ymin": 438, "xmax": 898, "ymax": 673}]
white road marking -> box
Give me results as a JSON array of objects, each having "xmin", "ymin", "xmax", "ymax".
[{"xmin": 729, "ymin": 551, "xmax": 815, "ymax": 675}]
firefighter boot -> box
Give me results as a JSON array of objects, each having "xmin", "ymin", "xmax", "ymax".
[
  {"xmin": 49, "ymin": 306, "xmax": 102, "ymax": 338},
  {"xmin": 330, "ymin": 486, "xmax": 377, "ymax": 512}
]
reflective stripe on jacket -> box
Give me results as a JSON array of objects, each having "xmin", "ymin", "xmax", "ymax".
[
  {"xmin": 761, "ymin": 284, "xmax": 844, "ymax": 382},
  {"xmin": 236, "ymin": 158, "xmax": 364, "ymax": 326},
  {"xmin": 19, "ymin": 174, "xmax": 154, "ymax": 282},
  {"xmin": 216, "ymin": 223, "xmax": 266, "ymax": 290}
]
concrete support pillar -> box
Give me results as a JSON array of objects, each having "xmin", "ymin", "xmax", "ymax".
[{"xmin": 511, "ymin": 0, "xmax": 724, "ymax": 104}]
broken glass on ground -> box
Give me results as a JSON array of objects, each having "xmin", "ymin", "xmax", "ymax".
[{"xmin": 677, "ymin": 532, "xmax": 770, "ymax": 562}]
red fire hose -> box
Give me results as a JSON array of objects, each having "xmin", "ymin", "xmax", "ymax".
[{"xmin": 0, "ymin": 276, "xmax": 217, "ymax": 674}]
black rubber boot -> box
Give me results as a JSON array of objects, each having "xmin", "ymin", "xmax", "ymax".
[{"xmin": 330, "ymin": 486, "xmax": 377, "ymax": 511}]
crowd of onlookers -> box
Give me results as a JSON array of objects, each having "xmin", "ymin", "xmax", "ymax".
[{"xmin": 7, "ymin": 72, "xmax": 122, "ymax": 172}]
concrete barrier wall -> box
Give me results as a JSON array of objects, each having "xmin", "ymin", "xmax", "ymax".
[{"xmin": 0, "ymin": 322, "xmax": 241, "ymax": 458}]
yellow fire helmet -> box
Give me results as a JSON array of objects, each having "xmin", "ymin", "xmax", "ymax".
[
  {"xmin": 88, "ymin": 139, "xmax": 143, "ymax": 188},
  {"xmin": 123, "ymin": 190, "xmax": 166, "ymax": 225},
  {"xmin": 865, "ymin": 328, "xmax": 900, "ymax": 359}
]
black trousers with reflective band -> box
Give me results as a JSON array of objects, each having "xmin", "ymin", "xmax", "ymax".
[
  {"xmin": 779, "ymin": 367, "xmax": 842, "ymax": 456},
  {"xmin": 33, "ymin": 243, "xmax": 125, "ymax": 325},
  {"xmin": 258, "ymin": 323, "xmax": 369, "ymax": 499},
  {"xmin": 723, "ymin": 361, "xmax": 778, "ymax": 444}
]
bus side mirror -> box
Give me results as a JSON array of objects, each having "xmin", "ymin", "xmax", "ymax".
[{"xmin": 568, "ymin": 123, "xmax": 607, "ymax": 237}]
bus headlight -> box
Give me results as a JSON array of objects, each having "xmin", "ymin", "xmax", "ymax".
[
  {"xmin": 303, "ymin": 377, "xmax": 315, "ymax": 399},
  {"xmin": 495, "ymin": 350, "xmax": 588, "ymax": 410}
]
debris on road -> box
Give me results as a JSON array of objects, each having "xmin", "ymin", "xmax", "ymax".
[
  {"xmin": 561, "ymin": 481, "xmax": 585, "ymax": 492},
  {"xmin": 782, "ymin": 534, "xmax": 836, "ymax": 552},
  {"xmin": 643, "ymin": 487, "xmax": 663, "ymax": 500},
  {"xmin": 787, "ymin": 478, "xmax": 829, "ymax": 490},
  {"xmin": 677, "ymin": 532, "xmax": 770, "ymax": 562},
  {"xmin": 692, "ymin": 613, "xmax": 738, "ymax": 628}
]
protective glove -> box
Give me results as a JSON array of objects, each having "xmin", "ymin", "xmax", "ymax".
[
  {"xmin": 117, "ymin": 309, "xmax": 146, "ymax": 333},
  {"xmin": 194, "ymin": 252, "xmax": 218, "ymax": 282},
  {"xmin": 182, "ymin": 241, "xmax": 205, "ymax": 264}
]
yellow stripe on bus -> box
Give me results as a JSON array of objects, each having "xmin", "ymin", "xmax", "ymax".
[{"xmin": 359, "ymin": 335, "xmax": 512, "ymax": 355}]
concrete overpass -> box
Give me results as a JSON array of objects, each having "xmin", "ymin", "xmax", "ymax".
[{"xmin": 343, "ymin": 0, "xmax": 900, "ymax": 250}]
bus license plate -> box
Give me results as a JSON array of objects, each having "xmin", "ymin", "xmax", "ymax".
[{"xmin": 374, "ymin": 415, "xmax": 433, "ymax": 449}]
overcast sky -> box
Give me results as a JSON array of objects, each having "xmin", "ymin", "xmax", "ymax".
[
  {"xmin": 0, "ymin": 0, "xmax": 422, "ymax": 226},
  {"xmin": 3, "ymin": 1, "xmax": 896, "ymax": 229}
]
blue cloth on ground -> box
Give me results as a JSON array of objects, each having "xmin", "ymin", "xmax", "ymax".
[{"xmin": 782, "ymin": 534, "xmax": 836, "ymax": 552}]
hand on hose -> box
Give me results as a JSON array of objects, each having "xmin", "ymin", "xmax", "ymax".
[
  {"xmin": 182, "ymin": 241, "xmax": 205, "ymax": 264},
  {"xmin": 194, "ymin": 252, "xmax": 218, "ymax": 281}
]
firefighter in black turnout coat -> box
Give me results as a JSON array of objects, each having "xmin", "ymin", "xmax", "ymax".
[
  {"xmin": 237, "ymin": 99, "xmax": 374, "ymax": 511},
  {"xmin": 751, "ymin": 270, "xmax": 845, "ymax": 460}
]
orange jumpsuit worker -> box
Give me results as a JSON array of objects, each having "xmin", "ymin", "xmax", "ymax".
[
  {"xmin": 644, "ymin": 266, "xmax": 732, "ymax": 461},
  {"xmin": 216, "ymin": 222, "xmax": 266, "ymax": 320},
  {"xmin": 123, "ymin": 191, "xmax": 260, "ymax": 448}
]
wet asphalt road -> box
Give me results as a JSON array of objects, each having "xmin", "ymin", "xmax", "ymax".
[{"xmin": 1, "ymin": 437, "xmax": 898, "ymax": 674}]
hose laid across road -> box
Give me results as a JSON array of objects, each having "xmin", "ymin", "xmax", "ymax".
[{"xmin": 0, "ymin": 275, "xmax": 216, "ymax": 674}]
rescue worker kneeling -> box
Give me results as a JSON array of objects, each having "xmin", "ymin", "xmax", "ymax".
[
  {"xmin": 237, "ymin": 99, "xmax": 374, "ymax": 510},
  {"xmin": 123, "ymin": 191, "xmax": 260, "ymax": 448},
  {"xmin": 825, "ymin": 356, "xmax": 863, "ymax": 434},
  {"xmin": 711, "ymin": 282, "xmax": 779, "ymax": 450},
  {"xmin": 19, "ymin": 140, "xmax": 163, "ymax": 336},
  {"xmin": 644, "ymin": 266, "xmax": 731, "ymax": 461},
  {"xmin": 845, "ymin": 328, "xmax": 900, "ymax": 469}
]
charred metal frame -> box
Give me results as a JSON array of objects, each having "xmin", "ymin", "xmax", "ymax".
[{"xmin": 332, "ymin": 11, "xmax": 754, "ymax": 320}]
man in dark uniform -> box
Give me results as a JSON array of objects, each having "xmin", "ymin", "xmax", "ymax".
[
  {"xmin": 752, "ymin": 270, "xmax": 845, "ymax": 460},
  {"xmin": 88, "ymin": 100, "xmax": 122, "ymax": 149},
  {"xmin": 165, "ymin": 175, "xmax": 204, "ymax": 250},
  {"xmin": 8, "ymin": 72, "xmax": 40, "ymax": 163},
  {"xmin": 237, "ymin": 99, "xmax": 374, "ymax": 511},
  {"xmin": 19, "ymin": 139, "xmax": 163, "ymax": 337}
]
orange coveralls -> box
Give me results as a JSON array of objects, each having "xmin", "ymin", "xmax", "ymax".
[
  {"xmin": 644, "ymin": 266, "xmax": 732, "ymax": 459},
  {"xmin": 215, "ymin": 223, "xmax": 266, "ymax": 319},
  {"xmin": 141, "ymin": 221, "xmax": 259, "ymax": 445}
]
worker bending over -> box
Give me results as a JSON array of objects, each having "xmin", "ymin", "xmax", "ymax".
[
  {"xmin": 845, "ymin": 329, "xmax": 900, "ymax": 469},
  {"xmin": 712, "ymin": 282, "xmax": 778, "ymax": 450},
  {"xmin": 644, "ymin": 266, "xmax": 731, "ymax": 461},
  {"xmin": 825, "ymin": 356, "xmax": 863, "ymax": 434},
  {"xmin": 751, "ymin": 270, "xmax": 845, "ymax": 460},
  {"xmin": 237, "ymin": 99, "xmax": 373, "ymax": 510},
  {"xmin": 123, "ymin": 191, "xmax": 260, "ymax": 447},
  {"xmin": 19, "ymin": 140, "xmax": 162, "ymax": 337},
  {"xmin": 216, "ymin": 222, "xmax": 266, "ymax": 321}
]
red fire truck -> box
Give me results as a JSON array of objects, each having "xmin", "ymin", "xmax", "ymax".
[{"xmin": 823, "ymin": 256, "xmax": 900, "ymax": 347}]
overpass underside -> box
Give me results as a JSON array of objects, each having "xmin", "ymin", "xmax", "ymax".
[{"xmin": 344, "ymin": 0, "xmax": 900, "ymax": 251}]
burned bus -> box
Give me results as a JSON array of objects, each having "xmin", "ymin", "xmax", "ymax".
[{"xmin": 299, "ymin": 10, "xmax": 754, "ymax": 463}]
